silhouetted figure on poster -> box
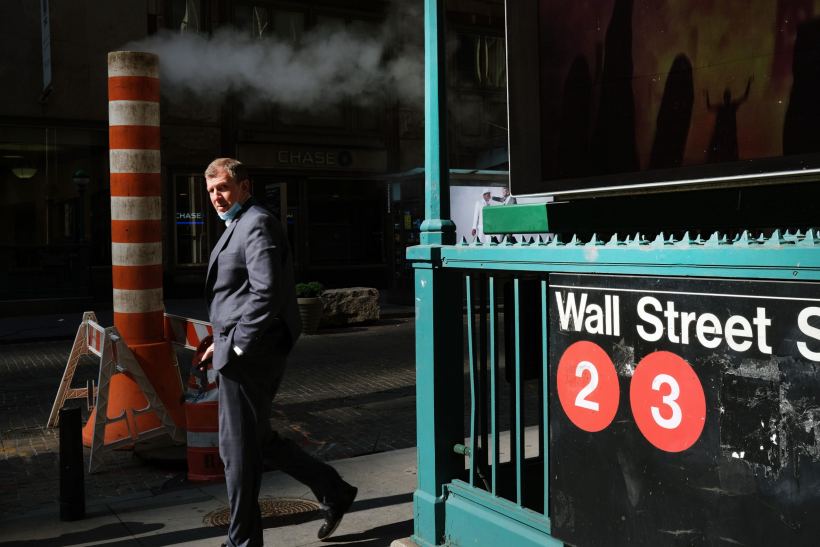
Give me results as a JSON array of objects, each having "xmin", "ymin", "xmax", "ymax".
[
  {"xmin": 557, "ymin": 56, "xmax": 592, "ymax": 177},
  {"xmin": 590, "ymin": 0, "xmax": 639, "ymax": 175},
  {"xmin": 705, "ymin": 77, "xmax": 753, "ymax": 162},
  {"xmin": 650, "ymin": 54, "xmax": 694, "ymax": 169},
  {"xmin": 783, "ymin": 18, "xmax": 820, "ymax": 154}
]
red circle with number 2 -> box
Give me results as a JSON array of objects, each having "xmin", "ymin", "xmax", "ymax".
[
  {"xmin": 557, "ymin": 341, "xmax": 620, "ymax": 432},
  {"xmin": 630, "ymin": 351, "xmax": 706, "ymax": 452}
]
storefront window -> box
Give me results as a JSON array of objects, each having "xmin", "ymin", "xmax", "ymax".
[
  {"xmin": 274, "ymin": 9, "xmax": 304, "ymax": 43},
  {"xmin": 169, "ymin": 0, "xmax": 203, "ymax": 34},
  {"xmin": 306, "ymin": 180, "xmax": 385, "ymax": 267},
  {"xmin": 174, "ymin": 174, "xmax": 209, "ymax": 266},
  {"xmin": 236, "ymin": 5, "xmax": 304, "ymax": 43},
  {"xmin": 0, "ymin": 124, "xmax": 107, "ymax": 300},
  {"xmin": 454, "ymin": 33, "xmax": 507, "ymax": 90}
]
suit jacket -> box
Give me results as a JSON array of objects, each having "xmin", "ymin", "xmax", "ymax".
[{"xmin": 205, "ymin": 197, "xmax": 301, "ymax": 371}]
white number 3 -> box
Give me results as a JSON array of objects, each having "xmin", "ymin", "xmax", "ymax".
[
  {"xmin": 651, "ymin": 373, "xmax": 682, "ymax": 429},
  {"xmin": 575, "ymin": 361, "xmax": 600, "ymax": 411}
]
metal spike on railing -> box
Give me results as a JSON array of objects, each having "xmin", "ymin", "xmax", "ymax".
[
  {"xmin": 784, "ymin": 229, "xmax": 801, "ymax": 243},
  {"xmin": 652, "ymin": 232, "xmax": 668, "ymax": 246},
  {"xmin": 537, "ymin": 235, "xmax": 546, "ymax": 245},
  {"xmin": 549, "ymin": 234, "xmax": 562, "ymax": 246},
  {"xmin": 675, "ymin": 231, "xmax": 693, "ymax": 246},
  {"xmin": 798, "ymin": 228, "xmax": 818, "ymax": 246},
  {"xmin": 735, "ymin": 231, "xmax": 752, "ymax": 245},
  {"xmin": 588, "ymin": 233, "xmax": 604, "ymax": 246},
  {"xmin": 567, "ymin": 235, "xmax": 578, "ymax": 246},
  {"xmin": 628, "ymin": 232, "xmax": 647, "ymax": 246},
  {"xmin": 705, "ymin": 231, "xmax": 723, "ymax": 246},
  {"xmin": 607, "ymin": 233, "xmax": 623, "ymax": 246},
  {"xmin": 756, "ymin": 232, "xmax": 767, "ymax": 244},
  {"xmin": 693, "ymin": 233, "xmax": 705, "ymax": 245},
  {"xmin": 764, "ymin": 229, "xmax": 788, "ymax": 246},
  {"xmin": 460, "ymin": 236, "xmax": 468, "ymax": 246}
]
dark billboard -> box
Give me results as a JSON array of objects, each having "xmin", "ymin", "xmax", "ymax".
[
  {"xmin": 507, "ymin": 0, "xmax": 820, "ymax": 196},
  {"xmin": 549, "ymin": 273, "xmax": 820, "ymax": 545}
]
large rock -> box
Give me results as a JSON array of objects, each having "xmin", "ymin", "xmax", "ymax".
[{"xmin": 320, "ymin": 287, "xmax": 380, "ymax": 326}]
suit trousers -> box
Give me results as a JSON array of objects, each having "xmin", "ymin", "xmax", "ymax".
[{"xmin": 218, "ymin": 351, "xmax": 344, "ymax": 547}]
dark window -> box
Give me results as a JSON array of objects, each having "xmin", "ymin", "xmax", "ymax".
[
  {"xmin": 173, "ymin": 174, "xmax": 209, "ymax": 266},
  {"xmin": 306, "ymin": 181, "xmax": 385, "ymax": 267}
]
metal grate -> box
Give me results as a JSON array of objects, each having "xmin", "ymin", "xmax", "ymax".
[{"xmin": 203, "ymin": 497, "xmax": 321, "ymax": 527}]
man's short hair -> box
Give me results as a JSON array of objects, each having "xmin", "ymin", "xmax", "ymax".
[{"xmin": 205, "ymin": 158, "xmax": 249, "ymax": 184}]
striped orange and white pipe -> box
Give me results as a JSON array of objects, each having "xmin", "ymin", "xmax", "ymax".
[
  {"xmin": 108, "ymin": 51, "xmax": 163, "ymax": 345},
  {"xmin": 81, "ymin": 51, "xmax": 185, "ymax": 446}
]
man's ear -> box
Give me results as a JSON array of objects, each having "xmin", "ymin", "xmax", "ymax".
[{"xmin": 240, "ymin": 179, "xmax": 251, "ymax": 194}]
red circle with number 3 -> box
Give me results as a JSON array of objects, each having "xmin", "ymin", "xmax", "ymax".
[
  {"xmin": 557, "ymin": 341, "xmax": 620, "ymax": 432},
  {"xmin": 630, "ymin": 351, "xmax": 706, "ymax": 452}
]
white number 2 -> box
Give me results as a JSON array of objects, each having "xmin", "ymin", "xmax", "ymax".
[
  {"xmin": 575, "ymin": 361, "xmax": 600, "ymax": 411},
  {"xmin": 651, "ymin": 373, "xmax": 682, "ymax": 429}
]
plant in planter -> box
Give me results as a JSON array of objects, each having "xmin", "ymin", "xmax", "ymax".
[{"xmin": 295, "ymin": 282, "xmax": 325, "ymax": 334}]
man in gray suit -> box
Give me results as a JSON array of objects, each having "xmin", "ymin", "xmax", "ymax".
[{"xmin": 201, "ymin": 158, "xmax": 357, "ymax": 547}]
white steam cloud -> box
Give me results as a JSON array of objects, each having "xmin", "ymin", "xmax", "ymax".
[{"xmin": 123, "ymin": 3, "xmax": 423, "ymax": 110}]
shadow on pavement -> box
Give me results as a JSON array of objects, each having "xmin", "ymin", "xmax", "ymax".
[
  {"xmin": 327, "ymin": 519, "xmax": 414, "ymax": 545},
  {"xmin": 0, "ymin": 492, "xmax": 414, "ymax": 547},
  {"xmin": 0, "ymin": 522, "xmax": 164, "ymax": 547}
]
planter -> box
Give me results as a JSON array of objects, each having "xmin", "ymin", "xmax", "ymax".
[{"xmin": 297, "ymin": 297, "xmax": 323, "ymax": 335}]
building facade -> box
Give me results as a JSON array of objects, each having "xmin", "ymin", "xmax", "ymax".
[{"xmin": 0, "ymin": 0, "xmax": 506, "ymax": 314}]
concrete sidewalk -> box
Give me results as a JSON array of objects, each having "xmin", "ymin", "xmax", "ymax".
[{"xmin": 0, "ymin": 447, "xmax": 417, "ymax": 547}]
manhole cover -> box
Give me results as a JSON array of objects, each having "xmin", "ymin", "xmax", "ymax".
[{"xmin": 204, "ymin": 497, "xmax": 322, "ymax": 527}]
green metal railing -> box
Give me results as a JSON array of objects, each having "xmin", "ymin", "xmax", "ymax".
[{"xmin": 409, "ymin": 230, "xmax": 820, "ymax": 546}]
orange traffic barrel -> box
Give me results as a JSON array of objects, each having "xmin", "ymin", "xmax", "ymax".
[
  {"xmin": 185, "ymin": 401, "xmax": 223, "ymax": 482},
  {"xmin": 185, "ymin": 335, "xmax": 222, "ymax": 482}
]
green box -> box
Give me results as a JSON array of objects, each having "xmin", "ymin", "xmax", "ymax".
[{"xmin": 482, "ymin": 203, "xmax": 549, "ymax": 234}]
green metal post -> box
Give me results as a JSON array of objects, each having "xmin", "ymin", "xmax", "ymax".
[
  {"xmin": 412, "ymin": 261, "xmax": 464, "ymax": 546},
  {"xmin": 410, "ymin": 4, "xmax": 463, "ymax": 541},
  {"xmin": 421, "ymin": 0, "xmax": 456, "ymax": 246}
]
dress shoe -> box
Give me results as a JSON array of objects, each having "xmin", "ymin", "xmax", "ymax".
[{"xmin": 317, "ymin": 483, "xmax": 358, "ymax": 540}]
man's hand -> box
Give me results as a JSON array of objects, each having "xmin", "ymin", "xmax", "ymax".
[{"xmin": 201, "ymin": 342, "xmax": 215, "ymax": 369}]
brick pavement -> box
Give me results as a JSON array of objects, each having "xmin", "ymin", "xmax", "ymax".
[{"xmin": 0, "ymin": 318, "xmax": 417, "ymax": 521}]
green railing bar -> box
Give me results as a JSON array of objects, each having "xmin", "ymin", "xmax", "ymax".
[
  {"xmin": 541, "ymin": 278, "xmax": 550, "ymax": 522},
  {"xmin": 465, "ymin": 274, "xmax": 476, "ymax": 487},
  {"xmin": 489, "ymin": 276, "xmax": 497, "ymax": 496},
  {"xmin": 478, "ymin": 273, "xmax": 488, "ymax": 490},
  {"xmin": 514, "ymin": 277, "xmax": 523, "ymax": 506}
]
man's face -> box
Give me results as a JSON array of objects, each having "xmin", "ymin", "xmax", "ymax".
[
  {"xmin": 206, "ymin": 168, "xmax": 250, "ymax": 214},
  {"xmin": 483, "ymin": 192, "xmax": 491, "ymax": 201}
]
